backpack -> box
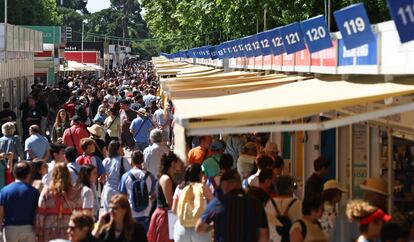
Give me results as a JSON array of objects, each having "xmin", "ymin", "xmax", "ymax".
[
  {"xmin": 177, "ymin": 183, "xmax": 205, "ymax": 227},
  {"xmin": 76, "ymin": 154, "xmax": 92, "ymax": 165},
  {"xmin": 128, "ymin": 171, "xmax": 156, "ymax": 213},
  {"xmin": 297, "ymin": 219, "xmax": 322, "ymax": 240},
  {"xmin": 270, "ymin": 198, "xmax": 297, "ymax": 242}
]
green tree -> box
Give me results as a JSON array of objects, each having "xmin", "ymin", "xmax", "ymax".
[
  {"xmin": 0, "ymin": 0, "xmax": 61, "ymax": 25},
  {"xmin": 57, "ymin": 7, "xmax": 84, "ymax": 41},
  {"xmin": 142, "ymin": 0, "xmax": 391, "ymax": 52},
  {"xmin": 56, "ymin": 0, "xmax": 88, "ymax": 14}
]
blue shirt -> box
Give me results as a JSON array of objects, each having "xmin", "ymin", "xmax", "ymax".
[
  {"xmin": 103, "ymin": 156, "xmax": 131, "ymax": 190},
  {"xmin": 67, "ymin": 161, "xmax": 81, "ymax": 185},
  {"xmin": 0, "ymin": 181, "xmax": 39, "ymax": 226},
  {"xmin": 24, "ymin": 134, "xmax": 49, "ymax": 160},
  {"xmin": 130, "ymin": 117, "xmax": 153, "ymax": 143}
]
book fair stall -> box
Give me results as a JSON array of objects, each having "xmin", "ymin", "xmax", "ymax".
[{"xmin": 156, "ymin": 0, "xmax": 414, "ymax": 218}]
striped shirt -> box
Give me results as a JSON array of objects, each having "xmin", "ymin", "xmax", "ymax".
[{"xmin": 201, "ymin": 189, "xmax": 268, "ymax": 242}]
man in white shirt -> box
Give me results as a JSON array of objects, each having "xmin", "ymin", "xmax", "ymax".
[
  {"xmin": 153, "ymin": 103, "xmax": 171, "ymax": 143},
  {"xmin": 265, "ymin": 175, "xmax": 302, "ymax": 242},
  {"xmin": 143, "ymin": 89, "xmax": 156, "ymax": 107},
  {"xmin": 247, "ymin": 155, "xmax": 274, "ymax": 188},
  {"xmin": 65, "ymin": 146, "xmax": 81, "ymax": 185},
  {"xmin": 42, "ymin": 143, "xmax": 67, "ymax": 185},
  {"xmin": 42, "ymin": 145, "xmax": 79, "ymax": 186},
  {"xmin": 143, "ymin": 129, "xmax": 169, "ymax": 176},
  {"xmin": 119, "ymin": 150, "xmax": 156, "ymax": 232}
]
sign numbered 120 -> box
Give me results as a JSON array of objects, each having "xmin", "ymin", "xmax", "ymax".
[
  {"xmin": 300, "ymin": 15, "xmax": 333, "ymax": 53},
  {"xmin": 334, "ymin": 3, "xmax": 375, "ymax": 49},
  {"xmin": 387, "ymin": 0, "xmax": 414, "ymax": 43}
]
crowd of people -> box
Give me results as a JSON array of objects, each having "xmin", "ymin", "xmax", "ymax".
[{"xmin": 0, "ymin": 59, "xmax": 412, "ymax": 242}]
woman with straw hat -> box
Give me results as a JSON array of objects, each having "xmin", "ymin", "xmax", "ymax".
[{"xmin": 319, "ymin": 180, "xmax": 348, "ymax": 240}]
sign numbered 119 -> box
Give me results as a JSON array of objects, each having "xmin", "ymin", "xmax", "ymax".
[{"xmin": 334, "ymin": 3, "xmax": 375, "ymax": 49}]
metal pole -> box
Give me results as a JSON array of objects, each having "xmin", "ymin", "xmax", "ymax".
[
  {"xmin": 4, "ymin": 0, "xmax": 7, "ymax": 24},
  {"xmin": 324, "ymin": 0, "xmax": 327, "ymax": 25},
  {"xmin": 4, "ymin": 0, "xmax": 7, "ymax": 63},
  {"xmin": 328, "ymin": 0, "xmax": 331, "ymax": 31},
  {"xmin": 264, "ymin": 9, "xmax": 267, "ymax": 31},
  {"xmin": 81, "ymin": 21, "xmax": 84, "ymax": 64}
]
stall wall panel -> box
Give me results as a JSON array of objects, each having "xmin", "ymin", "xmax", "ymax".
[
  {"xmin": 305, "ymin": 129, "xmax": 321, "ymax": 180},
  {"xmin": 297, "ymin": 132, "xmax": 304, "ymax": 179},
  {"xmin": 370, "ymin": 126, "xmax": 381, "ymax": 177},
  {"xmin": 379, "ymin": 25, "xmax": 414, "ymax": 74},
  {"xmin": 321, "ymin": 128, "xmax": 336, "ymax": 180},
  {"xmin": 352, "ymin": 123, "xmax": 368, "ymax": 199}
]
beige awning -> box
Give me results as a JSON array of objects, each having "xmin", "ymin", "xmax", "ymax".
[
  {"xmin": 156, "ymin": 65, "xmax": 214, "ymax": 75},
  {"xmin": 173, "ymin": 78, "xmax": 414, "ymax": 130},
  {"xmin": 162, "ymin": 71, "xmax": 259, "ymax": 85},
  {"xmin": 177, "ymin": 69, "xmax": 223, "ymax": 77},
  {"xmin": 166, "ymin": 75, "xmax": 308, "ymax": 99}
]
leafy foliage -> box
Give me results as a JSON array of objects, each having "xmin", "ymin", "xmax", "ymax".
[
  {"xmin": 57, "ymin": 7, "xmax": 84, "ymax": 41},
  {"xmin": 141, "ymin": 0, "xmax": 391, "ymax": 52},
  {"xmin": 0, "ymin": 0, "xmax": 61, "ymax": 25},
  {"xmin": 57, "ymin": 0, "xmax": 88, "ymax": 14}
]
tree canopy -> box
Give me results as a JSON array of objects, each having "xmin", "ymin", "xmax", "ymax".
[
  {"xmin": 141, "ymin": 0, "xmax": 391, "ymax": 53},
  {"xmin": 0, "ymin": 0, "xmax": 61, "ymax": 25}
]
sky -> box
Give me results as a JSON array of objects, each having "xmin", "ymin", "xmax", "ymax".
[{"xmin": 86, "ymin": 0, "xmax": 111, "ymax": 13}]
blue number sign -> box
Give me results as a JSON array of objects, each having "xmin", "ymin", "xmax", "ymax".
[
  {"xmin": 209, "ymin": 46, "xmax": 218, "ymax": 59},
  {"xmin": 387, "ymin": 0, "xmax": 414, "ymax": 43},
  {"xmin": 235, "ymin": 39, "xmax": 246, "ymax": 57},
  {"xmin": 266, "ymin": 27, "xmax": 285, "ymax": 55},
  {"xmin": 334, "ymin": 3, "xmax": 375, "ymax": 49},
  {"xmin": 223, "ymin": 42, "xmax": 234, "ymax": 58},
  {"xmin": 300, "ymin": 15, "xmax": 333, "ymax": 53},
  {"xmin": 244, "ymin": 35, "xmax": 262, "ymax": 57},
  {"xmin": 243, "ymin": 36, "xmax": 255, "ymax": 58},
  {"xmin": 279, "ymin": 22, "xmax": 306, "ymax": 54},
  {"xmin": 255, "ymin": 31, "xmax": 272, "ymax": 56},
  {"xmin": 229, "ymin": 40, "xmax": 240, "ymax": 58}
]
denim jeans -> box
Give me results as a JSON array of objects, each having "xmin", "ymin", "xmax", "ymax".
[{"xmin": 134, "ymin": 142, "xmax": 149, "ymax": 151}]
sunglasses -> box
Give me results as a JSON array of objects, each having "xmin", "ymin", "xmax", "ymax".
[{"xmin": 67, "ymin": 225, "xmax": 80, "ymax": 231}]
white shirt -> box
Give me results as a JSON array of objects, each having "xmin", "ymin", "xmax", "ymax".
[
  {"xmin": 42, "ymin": 161, "xmax": 78, "ymax": 186},
  {"xmin": 119, "ymin": 168, "xmax": 155, "ymax": 218},
  {"xmin": 153, "ymin": 108, "xmax": 169, "ymax": 128},
  {"xmin": 247, "ymin": 172, "xmax": 260, "ymax": 187},
  {"xmin": 143, "ymin": 143, "xmax": 169, "ymax": 176},
  {"xmin": 104, "ymin": 94, "xmax": 116, "ymax": 104},
  {"xmin": 265, "ymin": 197, "xmax": 302, "ymax": 242},
  {"xmin": 81, "ymin": 186, "xmax": 95, "ymax": 209}
]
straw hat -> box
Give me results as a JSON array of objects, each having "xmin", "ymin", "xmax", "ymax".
[
  {"xmin": 264, "ymin": 142, "xmax": 279, "ymax": 153},
  {"xmin": 137, "ymin": 108, "xmax": 147, "ymax": 116},
  {"xmin": 360, "ymin": 177, "xmax": 389, "ymax": 196},
  {"xmin": 87, "ymin": 124, "xmax": 104, "ymax": 139},
  {"xmin": 323, "ymin": 180, "xmax": 348, "ymax": 192}
]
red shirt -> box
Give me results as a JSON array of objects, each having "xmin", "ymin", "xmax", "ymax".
[
  {"xmin": 63, "ymin": 102, "xmax": 76, "ymax": 117},
  {"xmin": 62, "ymin": 125, "xmax": 89, "ymax": 155}
]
